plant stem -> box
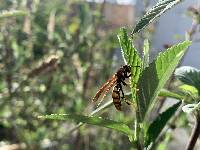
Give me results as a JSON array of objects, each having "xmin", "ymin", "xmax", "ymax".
[
  {"xmin": 186, "ymin": 114, "xmax": 200, "ymax": 150},
  {"xmin": 136, "ymin": 142, "xmax": 143, "ymax": 150},
  {"xmin": 134, "ymin": 117, "xmax": 143, "ymax": 150}
]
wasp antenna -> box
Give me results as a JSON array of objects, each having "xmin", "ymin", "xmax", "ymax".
[{"xmin": 133, "ymin": 65, "xmax": 141, "ymax": 68}]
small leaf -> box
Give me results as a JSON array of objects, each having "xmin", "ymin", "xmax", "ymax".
[
  {"xmin": 145, "ymin": 101, "xmax": 181, "ymax": 147},
  {"xmin": 118, "ymin": 27, "xmax": 142, "ymax": 66},
  {"xmin": 178, "ymin": 84, "xmax": 199, "ymax": 101},
  {"xmin": 179, "ymin": 84, "xmax": 198, "ymax": 95},
  {"xmin": 118, "ymin": 27, "xmax": 142, "ymax": 101},
  {"xmin": 159, "ymin": 89, "xmax": 184, "ymax": 100},
  {"xmin": 38, "ymin": 114, "xmax": 133, "ymax": 135},
  {"xmin": 0, "ymin": 10, "xmax": 26, "ymax": 19},
  {"xmin": 131, "ymin": 0, "xmax": 182, "ymax": 35},
  {"xmin": 137, "ymin": 41, "xmax": 191, "ymax": 121},
  {"xmin": 175, "ymin": 66, "xmax": 200, "ymax": 94}
]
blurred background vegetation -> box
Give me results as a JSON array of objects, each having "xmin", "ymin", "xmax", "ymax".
[
  {"xmin": 0, "ymin": 0, "xmax": 135, "ymax": 149},
  {"xmin": 0, "ymin": 0, "xmax": 199, "ymax": 150}
]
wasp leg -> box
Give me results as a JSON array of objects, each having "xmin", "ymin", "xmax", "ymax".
[
  {"xmin": 121, "ymin": 80, "xmax": 127, "ymax": 86},
  {"xmin": 124, "ymin": 65, "xmax": 140, "ymax": 78},
  {"xmin": 118, "ymin": 83, "xmax": 125, "ymax": 99},
  {"xmin": 124, "ymin": 100, "xmax": 132, "ymax": 105},
  {"xmin": 134, "ymin": 65, "xmax": 140, "ymax": 68},
  {"xmin": 124, "ymin": 73, "xmax": 131, "ymax": 78},
  {"xmin": 124, "ymin": 99, "xmax": 137, "ymax": 110}
]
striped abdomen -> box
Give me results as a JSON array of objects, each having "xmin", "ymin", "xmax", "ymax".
[{"xmin": 112, "ymin": 86, "xmax": 122, "ymax": 111}]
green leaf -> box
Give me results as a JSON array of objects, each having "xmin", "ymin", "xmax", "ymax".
[
  {"xmin": 136, "ymin": 41, "xmax": 191, "ymax": 121},
  {"xmin": 131, "ymin": 0, "xmax": 183, "ymax": 35},
  {"xmin": 145, "ymin": 101, "xmax": 181, "ymax": 148},
  {"xmin": 0, "ymin": 10, "xmax": 26, "ymax": 20},
  {"xmin": 118, "ymin": 27, "xmax": 142, "ymax": 101},
  {"xmin": 178, "ymin": 84, "xmax": 199, "ymax": 101},
  {"xmin": 38, "ymin": 114, "xmax": 133, "ymax": 135},
  {"xmin": 118, "ymin": 27, "xmax": 142, "ymax": 67},
  {"xmin": 159, "ymin": 89, "xmax": 184, "ymax": 100},
  {"xmin": 179, "ymin": 84, "xmax": 198, "ymax": 95},
  {"xmin": 175, "ymin": 66, "xmax": 200, "ymax": 94}
]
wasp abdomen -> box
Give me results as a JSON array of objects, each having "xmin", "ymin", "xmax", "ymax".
[{"xmin": 112, "ymin": 87, "xmax": 122, "ymax": 111}]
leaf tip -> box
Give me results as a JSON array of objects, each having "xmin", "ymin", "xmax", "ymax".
[{"xmin": 184, "ymin": 40, "xmax": 192, "ymax": 45}]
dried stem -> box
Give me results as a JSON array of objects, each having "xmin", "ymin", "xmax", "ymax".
[{"xmin": 186, "ymin": 114, "xmax": 200, "ymax": 150}]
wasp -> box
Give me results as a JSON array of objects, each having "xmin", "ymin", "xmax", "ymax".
[{"xmin": 92, "ymin": 65, "xmax": 133, "ymax": 111}]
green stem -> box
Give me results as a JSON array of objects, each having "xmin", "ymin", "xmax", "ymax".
[{"xmin": 134, "ymin": 117, "xmax": 143, "ymax": 150}]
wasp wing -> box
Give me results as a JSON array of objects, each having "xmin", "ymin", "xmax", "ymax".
[{"xmin": 92, "ymin": 74, "xmax": 117, "ymax": 102}]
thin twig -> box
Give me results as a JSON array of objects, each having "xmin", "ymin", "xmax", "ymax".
[
  {"xmin": 66, "ymin": 100, "xmax": 113, "ymax": 135},
  {"xmin": 186, "ymin": 113, "xmax": 200, "ymax": 150}
]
